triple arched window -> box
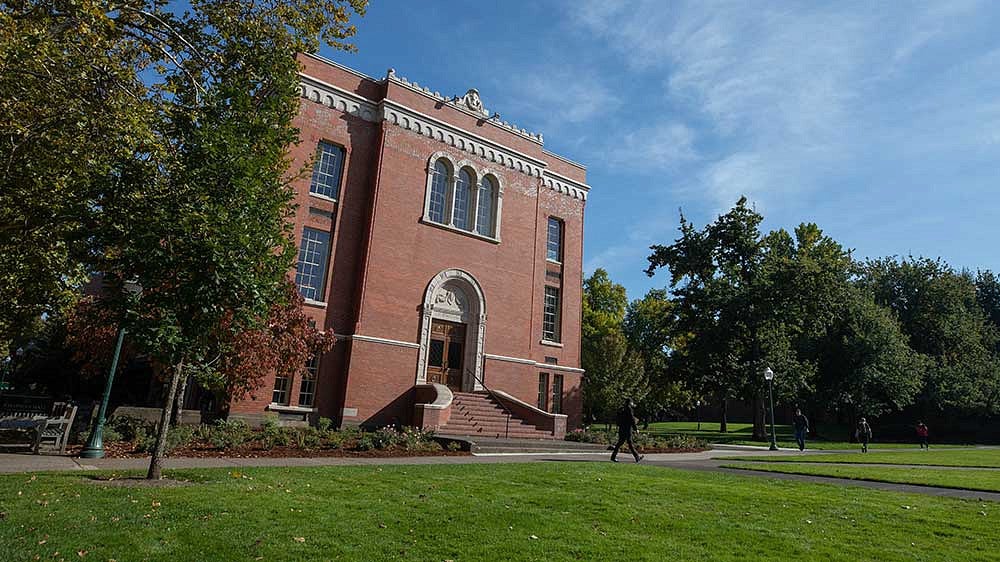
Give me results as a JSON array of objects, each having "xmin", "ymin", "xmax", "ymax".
[{"xmin": 424, "ymin": 155, "xmax": 501, "ymax": 240}]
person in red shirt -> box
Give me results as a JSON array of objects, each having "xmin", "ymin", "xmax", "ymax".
[{"xmin": 916, "ymin": 421, "xmax": 929, "ymax": 450}]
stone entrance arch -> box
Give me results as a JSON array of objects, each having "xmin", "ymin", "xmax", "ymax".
[{"xmin": 416, "ymin": 269, "xmax": 486, "ymax": 391}]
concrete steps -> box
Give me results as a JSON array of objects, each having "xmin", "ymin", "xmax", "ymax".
[{"xmin": 439, "ymin": 392, "xmax": 554, "ymax": 440}]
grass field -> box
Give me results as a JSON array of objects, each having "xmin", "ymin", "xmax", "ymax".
[
  {"xmin": 1, "ymin": 463, "xmax": 999, "ymax": 561},
  {"xmin": 728, "ymin": 449, "xmax": 1000, "ymax": 468},
  {"xmin": 643, "ymin": 421, "xmax": 965, "ymax": 450},
  {"xmin": 722, "ymin": 462, "xmax": 1000, "ymax": 493}
]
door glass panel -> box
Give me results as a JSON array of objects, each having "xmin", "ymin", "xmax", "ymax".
[
  {"xmin": 447, "ymin": 341, "xmax": 463, "ymax": 371},
  {"xmin": 429, "ymin": 339, "xmax": 444, "ymax": 367}
]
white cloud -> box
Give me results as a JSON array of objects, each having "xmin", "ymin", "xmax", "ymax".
[{"xmin": 569, "ymin": 0, "xmax": 1000, "ymax": 213}]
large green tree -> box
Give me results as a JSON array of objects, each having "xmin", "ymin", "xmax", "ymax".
[
  {"xmin": 2, "ymin": 0, "xmax": 366, "ymax": 479},
  {"xmin": 581, "ymin": 269, "xmax": 648, "ymax": 423},
  {"xmin": 859, "ymin": 258, "xmax": 1000, "ymax": 418}
]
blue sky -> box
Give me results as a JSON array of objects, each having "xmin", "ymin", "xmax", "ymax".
[{"xmin": 319, "ymin": 1, "xmax": 1000, "ymax": 301}]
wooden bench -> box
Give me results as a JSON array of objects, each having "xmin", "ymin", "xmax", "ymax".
[
  {"xmin": 0, "ymin": 416, "xmax": 48, "ymax": 454},
  {"xmin": 0, "ymin": 397, "xmax": 78, "ymax": 455}
]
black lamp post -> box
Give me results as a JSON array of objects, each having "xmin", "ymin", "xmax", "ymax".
[
  {"xmin": 763, "ymin": 367, "xmax": 778, "ymax": 451},
  {"xmin": 696, "ymin": 399, "xmax": 701, "ymax": 431},
  {"xmin": 80, "ymin": 280, "xmax": 141, "ymax": 459}
]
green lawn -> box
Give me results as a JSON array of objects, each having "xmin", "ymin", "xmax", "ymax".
[
  {"xmin": 643, "ymin": 421, "xmax": 965, "ymax": 450},
  {"xmin": 728, "ymin": 449, "xmax": 1000, "ymax": 468},
  {"xmin": 723, "ymin": 462, "xmax": 1000, "ymax": 493},
  {"xmin": 2, "ymin": 463, "xmax": 999, "ymax": 561}
]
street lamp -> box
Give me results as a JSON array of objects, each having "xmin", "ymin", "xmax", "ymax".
[
  {"xmin": 763, "ymin": 367, "xmax": 778, "ymax": 451},
  {"xmin": 80, "ymin": 280, "xmax": 141, "ymax": 459},
  {"xmin": 696, "ymin": 400, "xmax": 702, "ymax": 431}
]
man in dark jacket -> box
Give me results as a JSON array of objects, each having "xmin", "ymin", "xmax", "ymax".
[
  {"xmin": 611, "ymin": 398, "xmax": 643, "ymax": 463},
  {"xmin": 792, "ymin": 409, "xmax": 809, "ymax": 451},
  {"xmin": 857, "ymin": 417, "xmax": 873, "ymax": 453}
]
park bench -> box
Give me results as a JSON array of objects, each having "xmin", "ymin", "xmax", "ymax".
[{"xmin": 0, "ymin": 396, "xmax": 78, "ymax": 454}]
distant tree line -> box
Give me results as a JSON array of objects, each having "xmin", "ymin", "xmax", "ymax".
[{"xmin": 582, "ymin": 197, "xmax": 1000, "ymax": 440}]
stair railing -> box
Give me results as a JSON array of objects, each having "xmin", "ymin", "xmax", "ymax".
[{"xmin": 467, "ymin": 368, "xmax": 511, "ymax": 439}]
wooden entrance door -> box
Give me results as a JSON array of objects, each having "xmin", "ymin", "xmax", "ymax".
[{"xmin": 427, "ymin": 320, "xmax": 466, "ymax": 391}]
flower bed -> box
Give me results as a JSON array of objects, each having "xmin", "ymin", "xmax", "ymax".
[{"xmin": 72, "ymin": 415, "xmax": 467, "ymax": 459}]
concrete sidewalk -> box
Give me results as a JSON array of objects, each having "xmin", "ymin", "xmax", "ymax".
[{"xmin": 0, "ymin": 447, "xmax": 799, "ymax": 474}]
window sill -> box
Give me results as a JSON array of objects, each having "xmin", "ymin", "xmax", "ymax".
[
  {"xmin": 546, "ymin": 258, "xmax": 562, "ymax": 266},
  {"xmin": 308, "ymin": 192, "xmax": 339, "ymax": 204},
  {"xmin": 303, "ymin": 299, "xmax": 327, "ymax": 308},
  {"xmin": 420, "ymin": 218, "xmax": 500, "ymax": 244},
  {"xmin": 268, "ymin": 404, "xmax": 318, "ymax": 414},
  {"xmin": 540, "ymin": 339, "xmax": 563, "ymax": 348}
]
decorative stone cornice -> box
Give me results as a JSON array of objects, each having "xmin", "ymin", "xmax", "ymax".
[
  {"xmin": 541, "ymin": 170, "xmax": 590, "ymax": 201},
  {"xmin": 297, "ymin": 73, "xmax": 589, "ymax": 202},
  {"xmin": 382, "ymin": 99, "xmax": 547, "ymax": 179},
  {"xmin": 299, "ymin": 74, "xmax": 379, "ymax": 122},
  {"xmin": 386, "ymin": 68, "xmax": 544, "ymax": 145}
]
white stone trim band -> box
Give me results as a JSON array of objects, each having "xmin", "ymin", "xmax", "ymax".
[
  {"xmin": 300, "ymin": 74, "xmax": 379, "ymax": 122},
  {"xmin": 335, "ymin": 333, "xmax": 421, "ymax": 349},
  {"xmin": 382, "ymin": 100, "xmax": 547, "ymax": 179},
  {"xmin": 485, "ymin": 353, "xmax": 586, "ymax": 374},
  {"xmin": 541, "ymin": 170, "xmax": 590, "ymax": 201}
]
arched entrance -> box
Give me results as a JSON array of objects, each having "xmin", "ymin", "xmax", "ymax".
[{"xmin": 416, "ymin": 269, "xmax": 486, "ymax": 392}]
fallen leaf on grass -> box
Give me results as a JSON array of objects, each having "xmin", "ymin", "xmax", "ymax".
[
  {"xmin": 529, "ymin": 535, "xmax": 538, "ymax": 540},
  {"xmin": 293, "ymin": 537, "xmax": 306, "ymax": 543}
]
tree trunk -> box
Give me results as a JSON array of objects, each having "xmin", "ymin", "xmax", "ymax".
[
  {"xmin": 172, "ymin": 374, "xmax": 189, "ymax": 426},
  {"xmin": 752, "ymin": 395, "xmax": 767, "ymax": 441},
  {"xmin": 147, "ymin": 361, "xmax": 184, "ymax": 480},
  {"xmin": 720, "ymin": 398, "xmax": 728, "ymax": 433}
]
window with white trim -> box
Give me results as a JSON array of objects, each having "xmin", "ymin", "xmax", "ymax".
[
  {"xmin": 476, "ymin": 176, "xmax": 497, "ymax": 237},
  {"xmin": 537, "ymin": 373, "xmax": 549, "ymax": 411},
  {"xmin": 309, "ymin": 141, "xmax": 345, "ymax": 199},
  {"xmin": 547, "ymin": 217, "xmax": 563, "ymax": 262},
  {"xmin": 428, "ymin": 159, "xmax": 450, "ymax": 224},
  {"xmin": 543, "ymin": 286, "xmax": 561, "ymax": 343},
  {"xmin": 453, "ymin": 168, "xmax": 473, "ymax": 231},
  {"xmin": 295, "ymin": 227, "xmax": 331, "ymax": 302},
  {"xmin": 272, "ymin": 374, "xmax": 291, "ymax": 405},
  {"xmin": 551, "ymin": 374, "xmax": 563, "ymax": 414},
  {"xmin": 298, "ymin": 356, "xmax": 318, "ymax": 407}
]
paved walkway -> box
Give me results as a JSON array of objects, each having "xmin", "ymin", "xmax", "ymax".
[{"xmin": 2, "ymin": 447, "xmax": 998, "ymax": 502}]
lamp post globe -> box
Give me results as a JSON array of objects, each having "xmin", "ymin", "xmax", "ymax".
[{"xmin": 763, "ymin": 367, "xmax": 778, "ymax": 451}]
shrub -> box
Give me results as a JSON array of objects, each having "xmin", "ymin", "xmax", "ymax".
[
  {"xmin": 565, "ymin": 427, "xmax": 615, "ymax": 444},
  {"xmin": 77, "ymin": 426, "xmax": 122, "ymax": 445},
  {"xmin": 259, "ymin": 415, "xmax": 288, "ymax": 449},
  {"xmin": 356, "ymin": 427, "xmax": 406, "ymax": 451},
  {"xmin": 316, "ymin": 417, "xmax": 334, "ymax": 433},
  {"xmin": 208, "ymin": 419, "xmax": 252, "ymax": 449}
]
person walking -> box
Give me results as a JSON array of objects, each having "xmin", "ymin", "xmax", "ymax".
[
  {"xmin": 611, "ymin": 398, "xmax": 643, "ymax": 463},
  {"xmin": 856, "ymin": 417, "xmax": 873, "ymax": 453},
  {"xmin": 792, "ymin": 409, "xmax": 809, "ymax": 451},
  {"xmin": 916, "ymin": 421, "xmax": 929, "ymax": 450}
]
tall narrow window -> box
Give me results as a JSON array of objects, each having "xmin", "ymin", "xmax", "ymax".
[
  {"xmin": 477, "ymin": 176, "xmax": 496, "ymax": 237},
  {"xmin": 272, "ymin": 374, "xmax": 291, "ymax": 405},
  {"xmin": 428, "ymin": 159, "xmax": 449, "ymax": 224},
  {"xmin": 547, "ymin": 217, "xmax": 563, "ymax": 262},
  {"xmin": 537, "ymin": 373, "xmax": 549, "ymax": 411},
  {"xmin": 309, "ymin": 141, "xmax": 345, "ymax": 199},
  {"xmin": 542, "ymin": 286, "xmax": 561, "ymax": 343},
  {"xmin": 298, "ymin": 356, "xmax": 319, "ymax": 407},
  {"xmin": 295, "ymin": 227, "xmax": 331, "ymax": 302},
  {"xmin": 453, "ymin": 168, "xmax": 473, "ymax": 230},
  {"xmin": 551, "ymin": 374, "xmax": 564, "ymax": 414}
]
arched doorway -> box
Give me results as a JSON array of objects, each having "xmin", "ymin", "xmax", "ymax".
[{"xmin": 416, "ymin": 269, "xmax": 486, "ymax": 392}]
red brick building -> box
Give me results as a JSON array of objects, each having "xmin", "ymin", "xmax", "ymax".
[{"xmin": 229, "ymin": 54, "xmax": 589, "ymax": 439}]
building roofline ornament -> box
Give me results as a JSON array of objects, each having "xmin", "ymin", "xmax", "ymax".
[{"xmin": 385, "ymin": 68, "xmax": 545, "ymax": 145}]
